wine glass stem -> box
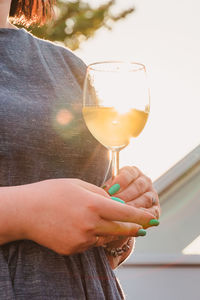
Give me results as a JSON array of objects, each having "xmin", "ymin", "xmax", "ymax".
[{"xmin": 111, "ymin": 150, "xmax": 120, "ymax": 179}]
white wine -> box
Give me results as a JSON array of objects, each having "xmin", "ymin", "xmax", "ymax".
[{"xmin": 82, "ymin": 107, "xmax": 149, "ymax": 149}]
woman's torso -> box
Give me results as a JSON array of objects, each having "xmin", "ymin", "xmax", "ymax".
[{"xmin": 0, "ymin": 28, "xmax": 124, "ymax": 300}]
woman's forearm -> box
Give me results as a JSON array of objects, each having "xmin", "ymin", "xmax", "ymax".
[{"xmin": 0, "ymin": 185, "xmax": 28, "ymax": 245}]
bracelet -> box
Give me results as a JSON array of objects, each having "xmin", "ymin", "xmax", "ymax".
[{"xmin": 103, "ymin": 238, "xmax": 132, "ymax": 257}]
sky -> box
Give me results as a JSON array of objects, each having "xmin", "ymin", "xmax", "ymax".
[{"xmin": 76, "ymin": 0, "xmax": 200, "ymax": 181}]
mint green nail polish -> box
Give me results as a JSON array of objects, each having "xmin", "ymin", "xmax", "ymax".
[
  {"xmin": 108, "ymin": 184, "xmax": 120, "ymax": 195},
  {"xmin": 149, "ymin": 219, "xmax": 160, "ymax": 226},
  {"xmin": 137, "ymin": 229, "xmax": 147, "ymax": 237},
  {"xmin": 111, "ymin": 197, "xmax": 125, "ymax": 204}
]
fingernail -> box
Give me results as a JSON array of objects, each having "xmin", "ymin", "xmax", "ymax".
[
  {"xmin": 108, "ymin": 184, "xmax": 120, "ymax": 195},
  {"xmin": 111, "ymin": 196, "xmax": 125, "ymax": 204},
  {"xmin": 102, "ymin": 185, "xmax": 107, "ymax": 189},
  {"xmin": 149, "ymin": 219, "xmax": 160, "ymax": 226},
  {"xmin": 136, "ymin": 229, "xmax": 147, "ymax": 237}
]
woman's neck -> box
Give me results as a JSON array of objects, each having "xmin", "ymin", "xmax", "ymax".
[{"xmin": 0, "ymin": 0, "xmax": 16, "ymax": 29}]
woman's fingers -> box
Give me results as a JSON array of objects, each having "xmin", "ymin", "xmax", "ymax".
[
  {"xmin": 95, "ymin": 219, "xmax": 144, "ymax": 237},
  {"xmin": 114, "ymin": 175, "xmax": 152, "ymax": 201},
  {"xmin": 138, "ymin": 206, "xmax": 161, "ymax": 220},
  {"xmin": 104, "ymin": 166, "xmax": 140, "ymax": 193},
  {"xmin": 94, "ymin": 235, "xmax": 118, "ymax": 247},
  {"xmin": 129, "ymin": 191, "xmax": 159, "ymax": 208},
  {"xmin": 127, "ymin": 188, "xmax": 160, "ymax": 219},
  {"xmin": 94, "ymin": 194, "xmax": 156, "ymax": 227}
]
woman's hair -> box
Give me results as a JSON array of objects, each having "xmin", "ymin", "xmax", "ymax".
[{"xmin": 9, "ymin": 0, "xmax": 54, "ymax": 26}]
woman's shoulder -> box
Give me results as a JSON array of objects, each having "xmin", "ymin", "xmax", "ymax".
[{"xmin": 23, "ymin": 28, "xmax": 87, "ymax": 86}]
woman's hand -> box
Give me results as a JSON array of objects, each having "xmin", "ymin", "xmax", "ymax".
[
  {"xmin": 103, "ymin": 166, "xmax": 160, "ymax": 222},
  {"xmin": 100, "ymin": 166, "xmax": 160, "ymax": 268},
  {"xmin": 18, "ymin": 178, "xmax": 157, "ymax": 256}
]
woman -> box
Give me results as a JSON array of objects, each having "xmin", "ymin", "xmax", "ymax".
[{"xmin": 0, "ymin": 0, "xmax": 160, "ymax": 299}]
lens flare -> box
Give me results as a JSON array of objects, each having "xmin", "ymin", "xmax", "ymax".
[{"xmin": 56, "ymin": 109, "xmax": 73, "ymax": 126}]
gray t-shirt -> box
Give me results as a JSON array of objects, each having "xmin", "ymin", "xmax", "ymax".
[{"xmin": 0, "ymin": 28, "xmax": 124, "ymax": 299}]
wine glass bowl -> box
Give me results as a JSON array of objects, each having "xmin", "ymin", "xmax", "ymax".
[{"xmin": 82, "ymin": 61, "xmax": 150, "ymax": 178}]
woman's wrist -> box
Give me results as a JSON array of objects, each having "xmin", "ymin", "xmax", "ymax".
[
  {"xmin": 103, "ymin": 237, "xmax": 133, "ymax": 257},
  {"xmin": 117, "ymin": 237, "xmax": 135, "ymax": 265},
  {"xmin": 104, "ymin": 237, "xmax": 135, "ymax": 269}
]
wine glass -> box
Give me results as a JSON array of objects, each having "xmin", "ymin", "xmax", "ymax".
[{"xmin": 82, "ymin": 61, "xmax": 150, "ymax": 180}]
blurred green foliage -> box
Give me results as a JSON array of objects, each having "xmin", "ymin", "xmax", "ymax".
[{"xmin": 27, "ymin": 0, "xmax": 134, "ymax": 50}]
